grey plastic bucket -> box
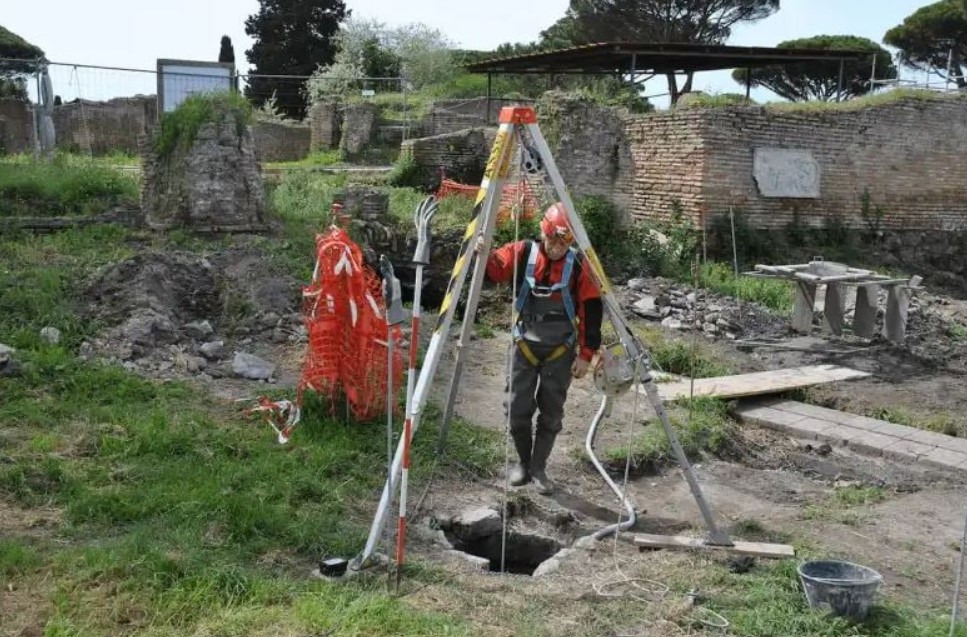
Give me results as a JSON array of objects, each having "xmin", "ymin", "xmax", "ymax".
[{"xmin": 798, "ymin": 560, "xmax": 883, "ymax": 620}]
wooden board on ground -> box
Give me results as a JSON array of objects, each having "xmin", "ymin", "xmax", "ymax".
[
  {"xmin": 645, "ymin": 364, "xmax": 870, "ymax": 403},
  {"xmin": 634, "ymin": 533, "xmax": 795, "ymax": 559}
]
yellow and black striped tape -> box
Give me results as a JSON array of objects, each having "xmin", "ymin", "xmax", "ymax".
[
  {"xmin": 434, "ymin": 128, "xmax": 512, "ymax": 331},
  {"xmin": 582, "ymin": 246, "xmax": 614, "ymax": 298}
]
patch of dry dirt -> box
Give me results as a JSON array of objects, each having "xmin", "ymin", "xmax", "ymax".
[{"xmin": 400, "ymin": 328, "xmax": 967, "ymax": 613}]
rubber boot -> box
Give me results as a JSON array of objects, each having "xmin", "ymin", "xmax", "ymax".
[
  {"xmin": 509, "ymin": 428, "xmax": 532, "ymax": 487},
  {"xmin": 530, "ymin": 429, "xmax": 558, "ymax": 495}
]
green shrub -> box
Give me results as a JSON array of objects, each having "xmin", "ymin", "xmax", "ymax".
[
  {"xmin": 696, "ymin": 262, "xmax": 794, "ymax": 312},
  {"xmin": 154, "ymin": 91, "xmax": 252, "ymax": 158},
  {"xmin": 604, "ymin": 398, "xmax": 734, "ymax": 474},
  {"xmin": 677, "ymin": 92, "xmax": 756, "ymax": 108},
  {"xmin": 0, "ymin": 154, "xmax": 139, "ymax": 217},
  {"xmin": 387, "ymin": 153, "xmax": 422, "ymax": 189},
  {"xmin": 706, "ymin": 207, "xmax": 780, "ymax": 270},
  {"xmin": 785, "ymin": 208, "xmax": 809, "ymax": 247},
  {"xmin": 575, "ymin": 194, "xmax": 620, "ymax": 254}
]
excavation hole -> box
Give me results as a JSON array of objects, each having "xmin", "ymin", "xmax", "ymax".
[{"xmin": 448, "ymin": 531, "xmax": 563, "ymax": 576}]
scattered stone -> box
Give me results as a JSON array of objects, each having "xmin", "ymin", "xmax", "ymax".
[
  {"xmin": 0, "ymin": 352, "xmax": 21, "ymax": 378},
  {"xmin": 626, "ymin": 278, "xmax": 649, "ymax": 292},
  {"xmin": 623, "ymin": 277, "xmax": 791, "ymax": 342},
  {"xmin": 185, "ymin": 356, "xmax": 208, "ymax": 374},
  {"xmin": 532, "ymin": 548, "xmax": 573, "ymax": 577},
  {"xmin": 661, "ymin": 317, "xmax": 683, "ymax": 330},
  {"xmin": 271, "ymin": 328, "xmax": 289, "ymax": 344},
  {"xmin": 78, "ymin": 341, "xmax": 93, "ymax": 361},
  {"xmin": 0, "ymin": 343, "xmax": 14, "ymax": 356},
  {"xmin": 199, "ymin": 340, "xmax": 226, "ymax": 360},
  {"xmin": 232, "ymin": 352, "xmax": 275, "ymax": 380},
  {"xmin": 260, "ymin": 312, "xmax": 281, "ymax": 329},
  {"xmin": 183, "ymin": 320, "xmax": 214, "ymax": 339},
  {"xmin": 40, "ymin": 326, "xmax": 61, "ymax": 345},
  {"xmin": 631, "ymin": 296, "xmax": 660, "ymax": 319},
  {"xmin": 450, "ymin": 507, "xmax": 502, "ymax": 542},
  {"xmin": 444, "ymin": 549, "xmax": 490, "ymax": 571}
]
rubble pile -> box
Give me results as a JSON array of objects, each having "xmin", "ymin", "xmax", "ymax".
[
  {"xmin": 621, "ymin": 277, "xmax": 789, "ymax": 340},
  {"xmin": 80, "ymin": 249, "xmax": 305, "ymax": 382}
]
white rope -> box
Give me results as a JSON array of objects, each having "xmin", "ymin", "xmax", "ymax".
[
  {"xmin": 499, "ymin": 133, "xmax": 528, "ymax": 574},
  {"xmin": 591, "ymin": 259, "xmax": 731, "ymax": 633}
]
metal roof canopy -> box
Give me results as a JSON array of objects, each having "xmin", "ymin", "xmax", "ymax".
[
  {"xmin": 465, "ymin": 42, "xmax": 872, "ymax": 76},
  {"xmin": 467, "ymin": 42, "xmax": 873, "ymax": 117}
]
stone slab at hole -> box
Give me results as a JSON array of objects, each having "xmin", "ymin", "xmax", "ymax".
[{"xmin": 445, "ymin": 530, "xmax": 562, "ymax": 576}]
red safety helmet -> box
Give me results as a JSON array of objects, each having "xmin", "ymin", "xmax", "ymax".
[{"xmin": 540, "ymin": 202, "xmax": 574, "ymax": 243}]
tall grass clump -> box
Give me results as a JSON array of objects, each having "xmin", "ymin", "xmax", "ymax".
[{"xmin": 0, "ymin": 153, "xmax": 138, "ymax": 216}]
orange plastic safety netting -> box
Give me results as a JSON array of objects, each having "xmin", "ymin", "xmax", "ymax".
[
  {"xmin": 436, "ymin": 172, "xmax": 541, "ymax": 225},
  {"xmin": 298, "ymin": 225, "xmax": 404, "ymax": 422}
]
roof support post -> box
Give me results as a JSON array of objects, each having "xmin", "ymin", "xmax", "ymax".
[
  {"xmin": 745, "ymin": 67, "xmax": 752, "ymax": 99},
  {"xmin": 629, "ymin": 53, "xmax": 637, "ymax": 108},
  {"xmin": 837, "ymin": 59, "xmax": 845, "ymax": 102},
  {"xmin": 486, "ymin": 72, "xmax": 492, "ymax": 124}
]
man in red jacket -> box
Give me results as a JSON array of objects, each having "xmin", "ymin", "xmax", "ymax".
[{"xmin": 475, "ymin": 202, "xmax": 603, "ymax": 494}]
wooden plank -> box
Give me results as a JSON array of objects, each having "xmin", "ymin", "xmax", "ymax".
[
  {"xmin": 634, "ymin": 533, "xmax": 795, "ymax": 559},
  {"xmin": 645, "ymin": 365, "xmax": 870, "ymax": 403}
]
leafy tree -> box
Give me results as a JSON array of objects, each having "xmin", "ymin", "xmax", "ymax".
[
  {"xmin": 360, "ymin": 37, "xmax": 401, "ymax": 78},
  {"xmin": 732, "ymin": 35, "xmax": 896, "ymax": 101},
  {"xmin": 388, "ymin": 23, "xmax": 457, "ymax": 89},
  {"xmin": 884, "ymin": 0, "xmax": 967, "ymax": 89},
  {"xmin": 244, "ymin": 0, "xmax": 349, "ymax": 118},
  {"xmin": 218, "ymin": 36, "xmax": 235, "ymax": 64},
  {"xmin": 539, "ymin": 0, "xmax": 781, "ymax": 103},
  {"xmin": 307, "ymin": 19, "xmax": 455, "ymax": 99},
  {"xmin": 0, "ymin": 25, "xmax": 44, "ymax": 101}
]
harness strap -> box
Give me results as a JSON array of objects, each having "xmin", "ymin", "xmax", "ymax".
[
  {"xmin": 516, "ymin": 340, "xmax": 573, "ymax": 367},
  {"xmin": 512, "ymin": 242, "xmax": 580, "ymax": 348}
]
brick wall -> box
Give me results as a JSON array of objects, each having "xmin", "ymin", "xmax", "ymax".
[
  {"xmin": 624, "ymin": 110, "xmax": 707, "ymax": 226},
  {"xmin": 424, "ymin": 98, "xmax": 528, "ymax": 136},
  {"xmin": 52, "ymin": 96, "xmax": 157, "ymax": 155},
  {"xmin": 0, "ymin": 99, "xmax": 33, "ymax": 154},
  {"xmin": 624, "ymin": 94, "xmax": 967, "ymax": 232},
  {"xmin": 400, "ymin": 128, "xmax": 496, "ymax": 190},
  {"xmin": 538, "ymin": 92, "xmax": 636, "ymax": 216},
  {"xmin": 308, "ymin": 100, "xmax": 340, "ymax": 150},
  {"xmin": 340, "ymin": 103, "xmax": 379, "ymax": 159},
  {"xmin": 252, "ymin": 121, "xmax": 310, "ymax": 162}
]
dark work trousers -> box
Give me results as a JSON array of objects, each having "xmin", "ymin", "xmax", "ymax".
[{"xmin": 506, "ymin": 341, "xmax": 576, "ymax": 440}]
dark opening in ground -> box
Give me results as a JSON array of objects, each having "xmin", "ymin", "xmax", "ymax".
[{"xmin": 447, "ymin": 531, "xmax": 563, "ymax": 575}]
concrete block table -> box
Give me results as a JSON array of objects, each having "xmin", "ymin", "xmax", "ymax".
[{"xmin": 745, "ymin": 259, "xmax": 922, "ymax": 343}]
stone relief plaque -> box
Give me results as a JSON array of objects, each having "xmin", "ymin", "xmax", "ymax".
[{"xmin": 753, "ymin": 148, "xmax": 821, "ymax": 198}]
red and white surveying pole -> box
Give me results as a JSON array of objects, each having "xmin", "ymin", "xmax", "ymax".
[{"xmin": 395, "ymin": 197, "xmax": 437, "ymax": 587}]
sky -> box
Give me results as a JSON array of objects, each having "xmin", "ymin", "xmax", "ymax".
[{"xmin": 4, "ymin": 0, "xmax": 944, "ymax": 107}]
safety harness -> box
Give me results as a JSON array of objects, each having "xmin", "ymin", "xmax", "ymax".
[{"xmin": 512, "ymin": 241, "xmax": 580, "ymax": 366}]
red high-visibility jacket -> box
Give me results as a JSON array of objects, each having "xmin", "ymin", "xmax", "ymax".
[{"xmin": 485, "ymin": 240, "xmax": 603, "ymax": 362}]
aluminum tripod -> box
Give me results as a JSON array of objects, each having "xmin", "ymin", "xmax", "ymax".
[{"xmin": 351, "ymin": 106, "xmax": 730, "ymax": 572}]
